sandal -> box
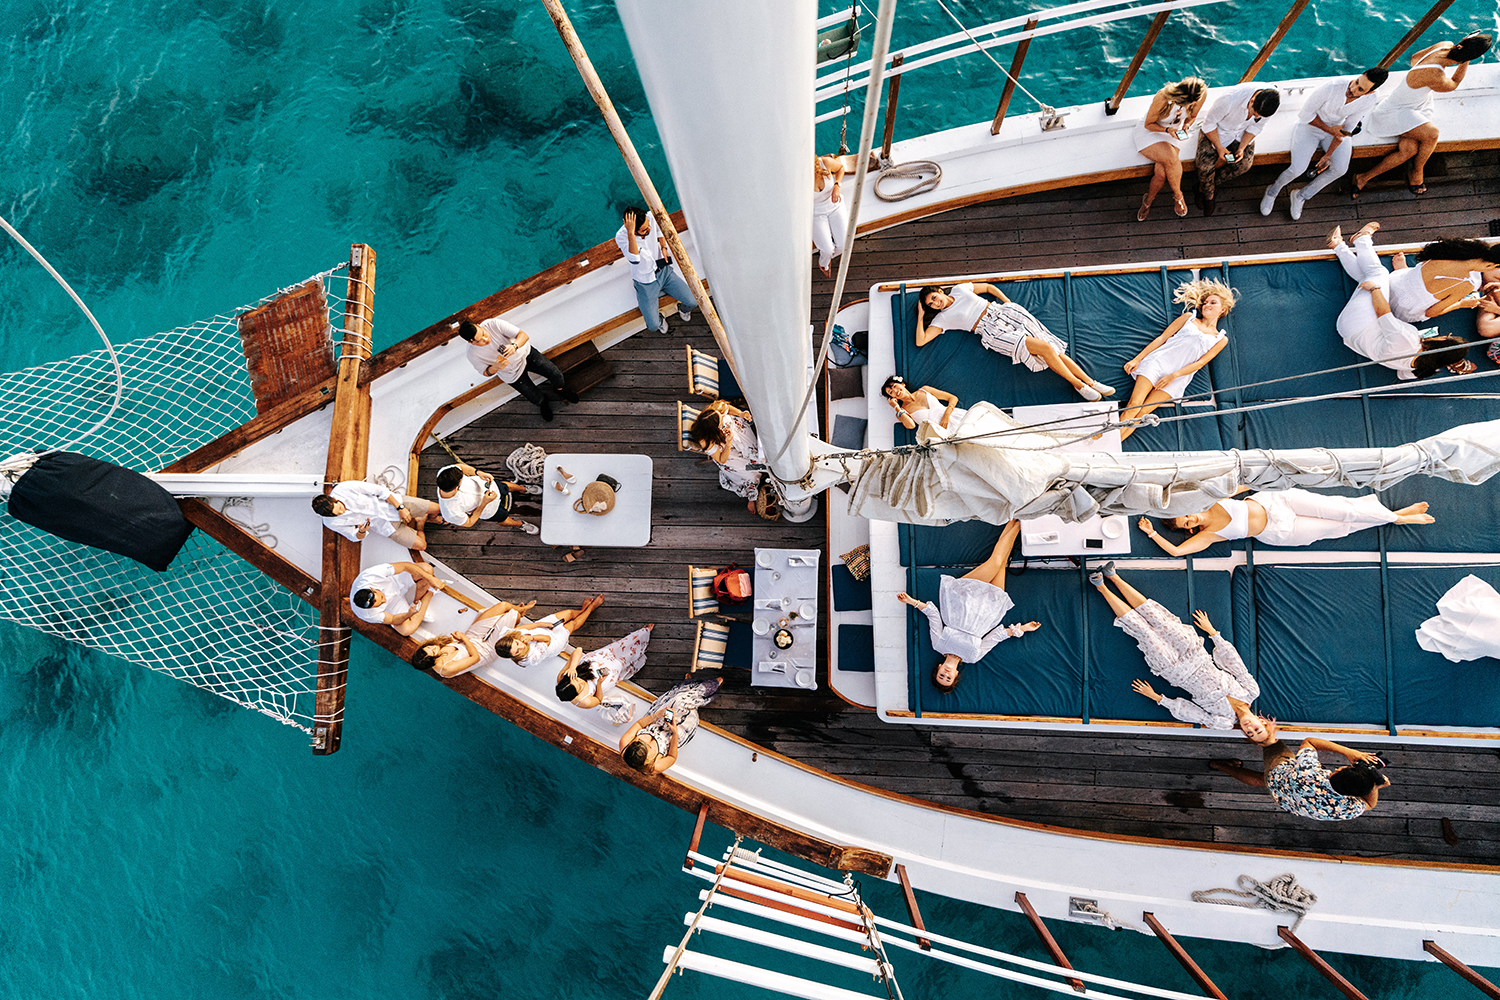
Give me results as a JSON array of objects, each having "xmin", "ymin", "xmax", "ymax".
[
  {"xmin": 1348, "ymin": 177, "xmax": 1365, "ymax": 201},
  {"xmin": 1448, "ymin": 359, "xmax": 1477, "ymax": 375},
  {"xmin": 1408, "ymin": 182, "xmax": 1428, "ymax": 196},
  {"xmin": 1172, "ymin": 193, "xmax": 1187, "ymax": 218},
  {"xmin": 1326, "ymin": 225, "xmax": 1342, "ymax": 249},
  {"xmin": 563, "ymin": 546, "xmax": 585, "ymax": 563},
  {"xmin": 1136, "ymin": 194, "xmax": 1152, "ymax": 222}
]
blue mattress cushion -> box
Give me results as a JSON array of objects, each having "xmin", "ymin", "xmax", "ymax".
[
  {"xmin": 832, "ymin": 564, "xmax": 873, "ymax": 612},
  {"xmin": 838, "ymin": 624, "xmax": 875, "ymax": 672}
]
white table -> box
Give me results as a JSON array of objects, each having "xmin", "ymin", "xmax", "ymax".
[
  {"xmin": 540, "ymin": 453, "xmax": 653, "ymax": 547},
  {"xmin": 750, "ymin": 547, "xmax": 820, "ymax": 690},
  {"xmin": 1011, "ymin": 402, "xmax": 1132, "ymax": 558}
]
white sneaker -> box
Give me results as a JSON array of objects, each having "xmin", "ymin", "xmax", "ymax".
[
  {"xmin": 1259, "ymin": 189, "xmax": 1276, "ymax": 217},
  {"xmin": 520, "ymin": 521, "xmax": 540, "ymax": 535},
  {"xmin": 1076, "ymin": 383, "xmax": 1101, "ymax": 401},
  {"xmin": 1091, "ymin": 379, "xmax": 1116, "ymax": 397},
  {"xmin": 656, "ymin": 317, "xmax": 670, "ymax": 334},
  {"xmin": 1289, "ymin": 189, "xmax": 1306, "ymax": 221},
  {"xmin": 679, "ymin": 309, "xmax": 694, "ymax": 322}
]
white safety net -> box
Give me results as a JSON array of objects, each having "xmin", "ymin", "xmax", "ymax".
[{"xmin": 0, "ymin": 264, "xmax": 354, "ymax": 733}]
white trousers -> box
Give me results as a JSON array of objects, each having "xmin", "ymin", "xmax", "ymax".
[
  {"xmin": 812, "ymin": 204, "xmax": 847, "ymax": 269},
  {"xmin": 1333, "ymin": 234, "xmax": 1388, "ymax": 341},
  {"xmin": 1264, "ymin": 123, "xmax": 1353, "ymax": 204},
  {"xmin": 1253, "ymin": 488, "xmax": 1399, "ymax": 547}
]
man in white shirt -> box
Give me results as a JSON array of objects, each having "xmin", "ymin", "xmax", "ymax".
[
  {"xmin": 310, "ymin": 481, "xmax": 438, "ymax": 551},
  {"xmin": 1194, "ymin": 85, "xmax": 1280, "ymax": 215},
  {"xmin": 349, "ymin": 560, "xmax": 445, "ymax": 636},
  {"xmin": 435, "ymin": 461, "xmax": 542, "ymax": 535},
  {"xmin": 615, "ymin": 206, "xmax": 698, "ymax": 335},
  {"xmin": 456, "ymin": 316, "xmax": 577, "ymax": 422},
  {"xmin": 1261, "ymin": 69, "xmax": 1388, "ymax": 220}
]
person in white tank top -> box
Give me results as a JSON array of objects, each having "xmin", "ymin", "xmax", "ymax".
[
  {"xmin": 811, "ymin": 154, "xmax": 847, "ymax": 276},
  {"xmin": 1137, "ymin": 488, "xmax": 1435, "ymax": 552},
  {"xmin": 881, "ymin": 375, "xmax": 966, "ymax": 437},
  {"xmin": 1353, "ymin": 33, "xmax": 1492, "ymax": 196},
  {"xmin": 1115, "ymin": 278, "xmax": 1233, "ymax": 442},
  {"xmin": 1384, "ymin": 238, "xmax": 1500, "ymax": 337}
]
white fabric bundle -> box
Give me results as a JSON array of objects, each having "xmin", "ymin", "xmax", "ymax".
[{"xmin": 1416, "ymin": 575, "xmax": 1500, "ymax": 663}]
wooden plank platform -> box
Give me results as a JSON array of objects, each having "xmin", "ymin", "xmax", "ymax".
[{"xmin": 423, "ymin": 150, "xmax": 1500, "ymax": 867}]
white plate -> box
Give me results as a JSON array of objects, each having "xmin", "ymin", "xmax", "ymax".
[
  {"xmin": 799, "ymin": 602, "xmax": 816, "ymax": 619},
  {"xmin": 794, "ymin": 669, "xmax": 815, "ymax": 689},
  {"xmin": 1101, "ymin": 517, "xmax": 1125, "ymax": 539},
  {"xmin": 756, "ymin": 551, "xmax": 774, "ymax": 568},
  {"xmin": 751, "ymin": 618, "xmax": 770, "ymax": 635}
]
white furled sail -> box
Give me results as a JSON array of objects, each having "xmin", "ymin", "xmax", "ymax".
[
  {"xmin": 840, "ymin": 404, "xmax": 1500, "ymax": 524},
  {"xmin": 614, "ymin": 0, "xmax": 816, "ymax": 488}
]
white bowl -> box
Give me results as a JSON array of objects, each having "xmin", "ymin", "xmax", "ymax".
[
  {"xmin": 1101, "ymin": 517, "xmax": 1125, "ymax": 539},
  {"xmin": 794, "ymin": 669, "xmax": 816, "ymax": 689},
  {"xmin": 756, "ymin": 551, "xmax": 774, "ymax": 568},
  {"xmin": 751, "ymin": 618, "xmax": 770, "ymax": 635}
]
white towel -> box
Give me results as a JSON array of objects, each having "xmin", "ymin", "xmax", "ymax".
[{"xmin": 1415, "ymin": 575, "xmax": 1500, "ymax": 662}]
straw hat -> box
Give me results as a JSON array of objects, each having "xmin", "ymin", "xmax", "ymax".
[{"xmin": 573, "ymin": 479, "xmax": 616, "ymax": 515}]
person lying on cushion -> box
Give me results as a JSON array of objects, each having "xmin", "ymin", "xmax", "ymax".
[{"xmin": 896, "ymin": 519, "xmax": 1040, "ymax": 693}]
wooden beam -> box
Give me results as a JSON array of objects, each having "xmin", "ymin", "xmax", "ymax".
[
  {"xmin": 715, "ymin": 884, "xmax": 865, "ymax": 933},
  {"xmin": 715, "ymin": 865, "xmax": 863, "ymax": 915},
  {"xmin": 1379, "ymin": 0, "xmax": 1458, "ymax": 70},
  {"xmin": 879, "ymin": 53, "xmax": 904, "ymax": 161},
  {"xmin": 1105, "ymin": 11, "xmax": 1170, "ymax": 115},
  {"xmin": 1014, "ymin": 892, "xmax": 1085, "ymax": 993},
  {"xmin": 990, "ymin": 19, "xmax": 1038, "ymax": 135},
  {"xmin": 685, "ymin": 802, "xmax": 710, "ymax": 868},
  {"xmin": 1277, "ymin": 927, "xmax": 1370, "ymax": 1000},
  {"xmin": 311, "ymin": 243, "xmax": 376, "ymax": 756},
  {"xmin": 1238, "ymin": 0, "xmax": 1311, "ymax": 83},
  {"xmin": 1142, "ymin": 912, "xmax": 1229, "ymax": 999},
  {"xmin": 1424, "ymin": 941, "xmax": 1500, "ymax": 999},
  {"xmin": 895, "ymin": 864, "xmax": 931, "ymax": 951}
]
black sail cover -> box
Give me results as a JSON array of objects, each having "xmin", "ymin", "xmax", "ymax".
[{"xmin": 7, "ymin": 452, "xmax": 193, "ymax": 571}]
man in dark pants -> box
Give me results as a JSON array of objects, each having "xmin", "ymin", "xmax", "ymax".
[
  {"xmin": 1194, "ymin": 85, "xmax": 1280, "ymax": 216},
  {"xmin": 458, "ymin": 317, "xmax": 577, "ymax": 421}
]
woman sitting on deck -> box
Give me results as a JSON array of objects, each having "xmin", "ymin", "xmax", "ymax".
[
  {"xmin": 896, "ymin": 520, "xmax": 1040, "ymax": 693},
  {"xmin": 1325, "ymin": 222, "xmax": 1476, "ymax": 377},
  {"xmin": 690, "ymin": 399, "xmax": 769, "ymax": 513},
  {"xmin": 1116, "ymin": 278, "xmax": 1232, "ymax": 442},
  {"xmin": 1088, "ymin": 562, "xmax": 1275, "ymax": 740},
  {"xmin": 619, "ymin": 673, "xmax": 723, "ymax": 774},
  {"xmin": 882, "ymin": 375, "xmax": 965, "ymax": 437},
  {"xmin": 1138, "ymin": 489, "xmax": 1433, "ymax": 553},
  {"xmin": 1382, "ymin": 237, "xmax": 1500, "ymax": 324},
  {"xmin": 411, "ymin": 599, "xmax": 535, "ymax": 678},
  {"xmin": 556, "ymin": 624, "xmax": 654, "ymax": 724},
  {"xmin": 497, "ymin": 595, "xmax": 605, "ymax": 669},
  {"xmin": 916, "ymin": 282, "xmax": 1112, "ymax": 401},
  {"xmin": 1133, "ymin": 76, "xmax": 1207, "ymax": 221}
]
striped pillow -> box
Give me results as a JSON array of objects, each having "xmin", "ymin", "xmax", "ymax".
[
  {"xmin": 689, "ymin": 565, "xmax": 719, "ymax": 617},
  {"xmin": 692, "ymin": 619, "xmax": 731, "ymax": 671},
  {"xmin": 687, "ymin": 345, "xmax": 720, "ymax": 398},
  {"xmin": 678, "ymin": 401, "xmax": 703, "ymax": 452}
]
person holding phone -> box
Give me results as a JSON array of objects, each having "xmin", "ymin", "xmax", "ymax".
[
  {"xmin": 1194, "ymin": 85, "xmax": 1280, "ymax": 216},
  {"xmin": 1260, "ymin": 69, "xmax": 1388, "ymax": 220},
  {"xmin": 619, "ymin": 673, "xmax": 724, "ymax": 774},
  {"xmin": 1132, "ymin": 76, "xmax": 1207, "ymax": 221}
]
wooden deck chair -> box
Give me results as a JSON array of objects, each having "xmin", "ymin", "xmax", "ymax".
[
  {"xmin": 677, "ymin": 401, "xmax": 703, "ymax": 452},
  {"xmin": 688, "ymin": 565, "xmax": 721, "ymax": 618},
  {"xmin": 686, "ymin": 345, "xmax": 721, "ymax": 398},
  {"xmin": 691, "ymin": 619, "xmax": 752, "ymax": 672}
]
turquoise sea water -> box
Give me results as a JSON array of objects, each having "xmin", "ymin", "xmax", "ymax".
[{"xmin": 1, "ymin": 1, "xmax": 1494, "ymax": 996}]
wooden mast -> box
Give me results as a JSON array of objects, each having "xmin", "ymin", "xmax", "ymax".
[{"xmin": 312, "ymin": 244, "xmax": 376, "ymax": 755}]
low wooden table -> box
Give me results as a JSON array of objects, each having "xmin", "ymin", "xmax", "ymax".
[{"xmin": 540, "ymin": 453, "xmax": 653, "ymax": 547}]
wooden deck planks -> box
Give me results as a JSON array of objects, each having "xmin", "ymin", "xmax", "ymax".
[{"xmin": 422, "ymin": 150, "xmax": 1500, "ymax": 866}]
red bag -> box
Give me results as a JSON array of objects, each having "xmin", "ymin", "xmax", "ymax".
[{"xmin": 712, "ymin": 562, "xmax": 752, "ymax": 603}]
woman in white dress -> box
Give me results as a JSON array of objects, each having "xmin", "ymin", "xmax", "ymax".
[
  {"xmin": 1089, "ymin": 562, "xmax": 1277, "ymax": 741},
  {"xmin": 556, "ymin": 624, "xmax": 654, "ymax": 724},
  {"xmin": 1133, "ymin": 77, "xmax": 1207, "ymax": 221},
  {"xmin": 812, "ymin": 154, "xmax": 848, "ymax": 277},
  {"xmin": 411, "ymin": 599, "xmax": 534, "ymax": 678},
  {"xmin": 497, "ymin": 595, "xmax": 605, "ymax": 668},
  {"xmin": 1139, "ymin": 488, "xmax": 1433, "ymax": 554},
  {"xmin": 1352, "ymin": 33, "xmax": 1491, "ymax": 197},
  {"xmin": 895, "ymin": 520, "xmax": 1040, "ymax": 692},
  {"xmin": 916, "ymin": 282, "xmax": 1112, "ymax": 400},
  {"xmin": 1117, "ymin": 278, "xmax": 1233, "ymax": 442},
  {"xmin": 690, "ymin": 399, "xmax": 765, "ymax": 511},
  {"xmin": 619, "ymin": 673, "xmax": 723, "ymax": 774},
  {"xmin": 881, "ymin": 375, "xmax": 966, "ymax": 437},
  {"xmin": 1384, "ymin": 237, "xmax": 1500, "ymax": 330}
]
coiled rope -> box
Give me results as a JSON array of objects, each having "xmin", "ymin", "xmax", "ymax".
[
  {"xmin": 1192, "ymin": 873, "xmax": 1317, "ymax": 932},
  {"xmin": 506, "ymin": 443, "xmax": 548, "ymax": 486}
]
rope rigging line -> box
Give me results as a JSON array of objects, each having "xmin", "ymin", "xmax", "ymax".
[
  {"xmin": 0, "ymin": 212, "xmax": 123, "ymax": 457},
  {"xmin": 1192, "ymin": 873, "xmax": 1317, "ymax": 932},
  {"xmin": 932, "ymin": 0, "xmax": 1053, "ymax": 111}
]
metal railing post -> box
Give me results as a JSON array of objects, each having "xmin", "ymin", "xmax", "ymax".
[
  {"xmin": 1379, "ymin": 0, "xmax": 1458, "ymax": 69},
  {"xmin": 1238, "ymin": 0, "xmax": 1311, "ymax": 83},
  {"xmin": 990, "ymin": 18, "xmax": 1038, "ymax": 135},
  {"xmin": 1105, "ymin": 10, "xmax": 1171, "ymax": 115}
]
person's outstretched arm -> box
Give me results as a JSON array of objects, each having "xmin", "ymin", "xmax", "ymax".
[{"xmin": 1138, "ymin": 517, "xmax": 1218, "ymax": 556}]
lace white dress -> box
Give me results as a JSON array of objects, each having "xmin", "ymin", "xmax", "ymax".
[{"xmin": 918, "ymin": 575, "xmax": 1021, "ymax": 663}]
